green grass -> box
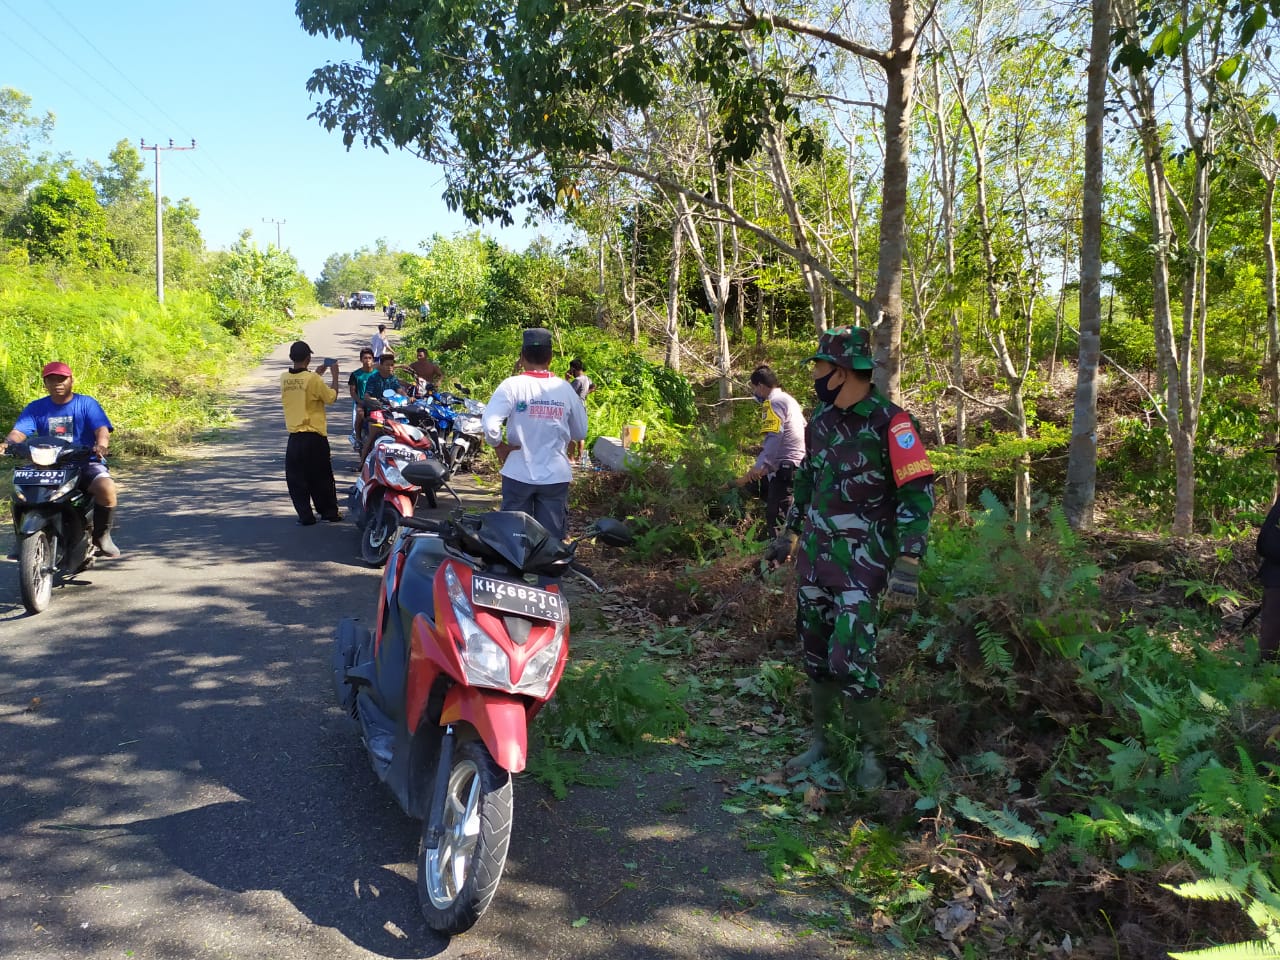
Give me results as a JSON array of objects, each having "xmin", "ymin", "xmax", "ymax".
[{"xmin": 0, "ymin": 263, "xmax": 299, "ymax": 455}]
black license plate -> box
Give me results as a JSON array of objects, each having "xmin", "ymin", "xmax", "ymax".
[
  {"xmin": 13, "ymin": 467, "xmax": 68, "ymax": 486},
  {"xmin": 472, "ymin": 575, "xmax": 563, "ymax": 622}
]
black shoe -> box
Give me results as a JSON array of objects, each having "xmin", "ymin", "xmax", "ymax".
[
  {"xmin": 93, "ymin": 534, "xmax": 122, "ymax": 559},
  {"xmin": 296, "ymin": 517, "xmax": 318, "ymax": 526}
]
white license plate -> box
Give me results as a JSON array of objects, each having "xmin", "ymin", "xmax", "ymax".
[{"xmin": 472, "ymin": 576, "xmax": 563, "ymax": 622}]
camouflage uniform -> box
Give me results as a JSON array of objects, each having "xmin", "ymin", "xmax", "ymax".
[{"xmin": 783, "ymin": 328, "xmax": 934, "ymax": 697}]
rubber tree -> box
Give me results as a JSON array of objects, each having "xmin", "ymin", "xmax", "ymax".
[
  {"xmin": 1062, "ymin": 0, "xmax": 1109, "ymax": 530},
  {"xmin": 1113, "ymin": 0, "xmax": 1234, "ymax": 535}
]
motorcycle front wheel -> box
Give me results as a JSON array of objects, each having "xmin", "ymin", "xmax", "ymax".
[
  {"xmin": 18, "ymin": 532, "xmax": 54, "ymax": 613},
  {"xmin": 418, "ymin": 738, "xmax": 513, "ymax": 935},
  {"xmin": 359, "ymin": 501, "xmax": 398, "ymax": 567}
]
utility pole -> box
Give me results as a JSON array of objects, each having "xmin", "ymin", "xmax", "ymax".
[
  {"xmin": 139, "ymin": 139, "xmax": 196, "ymax": 304},
  {"xmin": 262, "ymin": 217, "xmax": 286, "ymax": 249}
]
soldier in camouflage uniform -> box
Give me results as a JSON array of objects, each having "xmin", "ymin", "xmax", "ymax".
[{"xmin": 764, "ymin": 326, "xmax": 934, "ymax": 788}]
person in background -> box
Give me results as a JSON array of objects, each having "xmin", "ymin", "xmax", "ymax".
[
  {"xmin": 347, "ymin": 348, "xmax": 377, "ymax": 454},
  {"xmin": 735, "ymin": 365, "xmax": 807, "ymax": 539},
  {"xmin": 1255, "ymin": 491, "xmax": 1280, "ymax": 662},
  {"xmin": 567, "ymin": 359, "xmax": 595, "ymax": 463},
  {"xmin": 371, "ymin": 324, "xmax": 390, "ymax": 361},
  {"xmin": 280, "ymin": 342, "xmax": 342, "ymax": 526},
  {"xmin": 483, "ymin": 328, "xmax": 588, "ymax": 541},
  {"xmin": 765, "ymin": 326, "xmax": 935, "ymax": 789},
  {"xmin": 1, "ymin": 361, "xmax": 122, "ymax": 558}
]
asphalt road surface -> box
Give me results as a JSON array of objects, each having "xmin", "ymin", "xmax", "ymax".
[{"xmin": 0, "ymin": 310, "xmax": 846, "ymax": 960}]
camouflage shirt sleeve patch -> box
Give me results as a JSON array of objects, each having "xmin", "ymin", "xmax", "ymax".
[{"xmin": 888, "ymin": 411, "xmax": 933, "ymax": 485}]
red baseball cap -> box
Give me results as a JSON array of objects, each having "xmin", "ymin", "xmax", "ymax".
[{"xmin": 41, "ymin": 361, "xmax": 73, "ymax": 379}]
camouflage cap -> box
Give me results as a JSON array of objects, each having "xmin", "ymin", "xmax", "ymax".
[{"xmin": 804, "ymin": 326, "xmax": 875, "ymax": 370}]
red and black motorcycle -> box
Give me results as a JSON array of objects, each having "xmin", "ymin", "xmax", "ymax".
[
  {"xmin": 333, "ymin": 458, "xmax": 631, "ymax": 935},
  {"xmin": 348, "ymin": 394, "xmax": 450, "ymax": 566}
]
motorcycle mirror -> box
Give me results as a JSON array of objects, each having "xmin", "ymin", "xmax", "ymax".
[
  {"xmin": 402, "ymin": 458, "xmax": 448, "ymax": 490},
  {"xmin": 588, "ymin": 518, "xmax": 633, "ymax": 548},
  {"xmin": 454, "ymin": 382, "xmax": 470, "ymax": 395}
]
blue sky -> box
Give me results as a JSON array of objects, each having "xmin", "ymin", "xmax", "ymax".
[{"xmin": 0, "ymin": 0, "xmax": 557, "ymax": 278}]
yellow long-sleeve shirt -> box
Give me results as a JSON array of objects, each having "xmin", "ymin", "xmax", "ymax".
[{"xmin": 281, "ymin": 369, "xmax": 337, "ymax": 434}]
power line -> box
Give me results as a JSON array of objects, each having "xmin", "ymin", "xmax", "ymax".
[
  {"xmin": 0, "ymin": 0, "xmax": 162, "ymax": 134},
  {"xmin": 0, "ymin": 0, "xmax": 238, "ymax": 205},
  {"xmin": 41, "ymin": 0, "xmax": 196, "ymax": 142},
  {"xmin": 0, "ymin": 32, "xmax": 137, "ymax": 136},
  {"xmin": 38, "ymin": 0, "xmax": 243, "ymax": 195}
]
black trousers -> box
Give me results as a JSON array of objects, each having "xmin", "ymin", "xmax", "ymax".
[
  {"xmin": 747, "ymin": 463, "xmax": 797, "ymax": 539},
  {"xmin": 1261, "ymin": 586, "xmax": 1280, "ymax": 662},
  {"xmin": 285, "ymin": 432, "xmax": 339, "ymax": 522}
]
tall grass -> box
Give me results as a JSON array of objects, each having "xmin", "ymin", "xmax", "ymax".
[{"xmin": 0, "ymin": 264, "xmax": 297, "ymax": 454}]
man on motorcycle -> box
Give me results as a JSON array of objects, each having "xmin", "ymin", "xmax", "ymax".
[
  {"xmin": 2, "ymin": 361, "xmax": 121, "ymax": 557},
  {"xmin": 358, "ymin": 353, "xmax": 407, "ymax": 467},
  {"xmin": 483, "ymin": 328, "xmax": 588, "ymax": 541}
]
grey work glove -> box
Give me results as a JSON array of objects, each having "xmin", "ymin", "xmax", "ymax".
[
  {"xmin": 763, "ymin": 531, "xmax": 798, "ymax": 565},
  {"xmin": 882, "ymin": 556, "xmax": 921, "ymax": 611}
]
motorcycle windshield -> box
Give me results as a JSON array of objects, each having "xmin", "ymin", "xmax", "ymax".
[{"xmin": 452, "ymin": 511, "xmax": 574, "ymax": 575}]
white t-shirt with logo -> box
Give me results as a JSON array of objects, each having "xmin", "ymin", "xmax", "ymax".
[{"xmin": 483, "ymin": 371, "xmax": 588, "ymax": 485}]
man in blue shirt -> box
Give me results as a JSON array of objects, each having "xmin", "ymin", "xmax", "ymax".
[
  {"xmin": 2, "ymin": 361, "xmax": 121, "ymax": 557},
  {"xmin": 357, "ymin": 352, "xmax": 406, "ymax": 467}
]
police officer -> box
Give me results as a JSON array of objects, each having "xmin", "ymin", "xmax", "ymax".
[{"xmin": 765, "ymin": 326, "xmax": 935, "ymax": 788}]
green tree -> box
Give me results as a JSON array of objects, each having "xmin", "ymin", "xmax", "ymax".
[
  {"xmin": 17, "ymin": 168, "xmax": 116, "ymax": 268},
  {"xmin": 0, "ymin": 87, "xmax": 55, "ymax": 236},
  {"xmin": 209, "ymin": 231, "xmax": 305, "ymax": 335}
]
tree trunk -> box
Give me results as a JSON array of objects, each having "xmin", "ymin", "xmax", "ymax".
[
  {"xmin": 765, "ymin": 127, "xmax": 826, "ymax": 332},
  {"xmin": 665, "ymin": 215, "xmax": 683, "ymax": 372},
  {"xmin": 1265, "ymin": 175, "xmax": 1280, "ymax": 442},
  {"xmin": 595, "ymin": 227, "xmax": 607, "ymax": 328},
  {"xmin": 1064, "ymin": 0, "xmax": 1109, "ymax": 530},
  {"xmin": 870, "ymin": 0, "xmax": 917, "ymax": 404}
]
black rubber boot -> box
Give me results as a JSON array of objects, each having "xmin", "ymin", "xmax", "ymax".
[
  {"xmin": 93, "ymin": 505, "xmax": 121, "ymax": 559},
  {"xmin": 844, "ymin": 697, "xmax": 887, "ymax": 791},
  {"xmin": 785, "ymin": 680, "xmax": 841, "ymax": 774}
]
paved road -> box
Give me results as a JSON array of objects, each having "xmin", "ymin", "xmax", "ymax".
[{"xmin": 0, "ymin": 311, "xmax": 845, "ymax": 960}]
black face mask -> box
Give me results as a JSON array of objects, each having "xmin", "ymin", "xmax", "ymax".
[{"xmin": 813, "ymin": 369, "xmax": 843, "ymax": 404}]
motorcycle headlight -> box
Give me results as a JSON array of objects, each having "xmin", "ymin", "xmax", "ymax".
[
  {"xmin": 384, "ymin": 462, "xmax": 407, "ymax": 488},
  {"xmin": 513, "ymin": 628, "xmax": 565, "ymax": 698},
  {"xmin": 443, "ymin": 566, "xmax": 563, "ymax": 695}
]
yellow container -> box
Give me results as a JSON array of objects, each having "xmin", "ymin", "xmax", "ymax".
[{"xmin": 623, "ymin": 420, "xmax": 646, "ymax": 448}]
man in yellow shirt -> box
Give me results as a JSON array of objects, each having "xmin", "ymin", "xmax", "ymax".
[{"xmin": 280, "ymin": 340, "xmax": 343, "ymax": 525}]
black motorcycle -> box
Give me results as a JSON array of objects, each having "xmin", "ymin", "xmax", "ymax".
[{"xmin": 5, "ymin": 436, "xmax": 97, "ymax": 613}]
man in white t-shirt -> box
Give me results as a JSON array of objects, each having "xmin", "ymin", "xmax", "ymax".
[{"xmin": 482, "ymin": 328, "xmax": 588, "ymax": 541}]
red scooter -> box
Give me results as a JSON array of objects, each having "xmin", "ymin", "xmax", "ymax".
[
  {"xmin": 332, "ymin": 459, "xmax": 631, "ymax": 935},
  {"xmin": 348, "ymin": 395, "xmax": 449, "ymax": 566}
]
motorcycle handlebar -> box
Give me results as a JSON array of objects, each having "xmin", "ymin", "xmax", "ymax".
[{"xmin": 398, "ymin": 516, "xmax": 444, "ymax": 533}]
